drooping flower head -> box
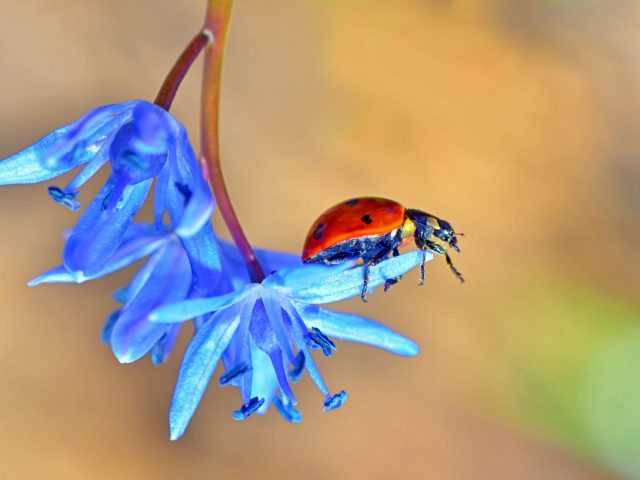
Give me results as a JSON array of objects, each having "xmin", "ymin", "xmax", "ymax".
[
  {"xmin": 149, "ymin": 250, "xmax": 431, "ymax": 440},
  {"xmin": 0, "ymin": 100, "xmax": 217, "ymax": 281},
  {"xmin": 29, "ymin": 222, "xmax": 309, "ymax": 368}
]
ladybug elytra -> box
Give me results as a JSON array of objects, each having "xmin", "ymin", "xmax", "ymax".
[{"xmin": 302, "ymin": 197, "xmax": 464, "ymax": 302}]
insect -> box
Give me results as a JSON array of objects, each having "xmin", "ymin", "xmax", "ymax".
[{"xmin": 302, "ymin": 197, "xmax": 464, "ymax": 302}]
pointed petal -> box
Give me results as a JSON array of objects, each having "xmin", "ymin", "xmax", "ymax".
[
  {"xmin": 0, "ymin": 102, "xmax": 136, "ymax": 186},
  {"xmin": 249, "ymin": 300, "xmax": 296, "ymax": 405},
  {"xmin": 281, "ymin": 300, "xmax": 331, "ymax": 398},
  {"xmin": 45, "ymin": 101, "xmax": 136, "ymax": 167},
  {"xmin": 250, "ymin": 345, "xmax": 278, "ymax": 413},
  {"xmin": 263, "ymin": 294, "xmax": 296, "ymax": 363},
  {"xmin": 266, "ymin": 251, "xmax": 431, "ymax": 304},
  {"xmin": 171, "ymin": 129, "xmax": 214, "ymax": 237},
  {"xmin": 0, "ymin": 125, "xmax": 77, "ymax": 185},
  {"xmin": 178, "ymin": 224, "xmax": 222, "ymax": 295},
  {"xmin": 236, "ymin": 297, "xmax": 257, "ymax": 403},
  {"xmin": 63, "ymin": 177, "xmax": 153, "ymax": 276},
  {"xmin": 29, "ymin": 224, "xmax": 171, "ymax": 286},
  {"xmin": 28, "ymin": 266, "xmax": 75, "ymax": 286},
  {"xmin": 300, "ymin": 305, "xmax": 419, "ymax": 356},
  {"xmin": 164, "ymin": 144, "xmax": 221, "ymax": 294},
  {"xmin": 149, "ymin": 285, "xmax": 254, "ymax": 324},
  {"xmin": 169, "ymin": 305, "xmax": 242, "ymax": 440},
  {"xmin": 111, "ymin": 244, "xmax": 192, "ymax": 363}
]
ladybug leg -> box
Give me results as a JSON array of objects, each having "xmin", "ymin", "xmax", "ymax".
[
  {"xmin": 384, "ymin": 248, "xmax": 402, "ymax": 292},
  {"xmin": 421, "ymin": 241, "xmax": 445, "ymax": 285},
  {"xmin": 444, "ymin": 251, "xmax": 465, "ymax": 283},
  {"xmin": 361, "ymin": 262, "xmax": 371, "ymax": 302},
  {"xmin": 363, "ymin": 245, "xmax": 397, "ymax": 300},
  {"xmin": 424, "ymin": 240, "xmax": 465, "ymax": 283},
  {"xmin": 419, "ymin": 248, "xmax": 428, "ymax": 286}
]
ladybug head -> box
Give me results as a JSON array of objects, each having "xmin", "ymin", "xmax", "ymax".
[{"xmin": 406, "ymin": 209, "xmax": 462, "ymax": 253}]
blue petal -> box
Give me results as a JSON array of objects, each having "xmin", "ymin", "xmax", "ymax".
[
  {"xmin": 171, "ymin": 129, "xmax": 215, "ymax": 237},
  {"xmin": 169, "ymin": 305, "xmax": 242, "ymax": 440},
  {"xmin": 111, "ymin": 243, "xmax": 192, "ymax": 363},
  {"xmin": 219, "ymin": 240, "xmax": 303, "ymax": 284},
  {"xmin": 101, "ymin": 310, "xmax": 121, "ymax": 345},
  {"xmin": 45, "ymin": 102, "xmax": 136, "ymax": 168},
  {"xmin": 164, "ymin": 149, "xmax": 221, "ymax": 294},
  {"xmin": 63, "ymin": 176, "xmax": 153, "ymax": 276},
  {"xmin": 249, "ymin": 344, "xmax": 278, "ymax": 413},
  {"xmin": 257, "ymin": 248, "xmax": 303, "ymax": 271},
  {"xmin": 108, "ymin": 103, "xmax": 171, "ymax": 184},
  {"xmin": 151, "ymin": 324, "xmax": 182, "ymax": 365},
  {"xmin": 0, "ymin": 102, "xmax": 136, "ymax": 186},
  {"xmin": 300, "ymin": 305, "xmax": 419, "ymax": 356},
  {"xmin": 249, "ymin": 300, "xmax": 296, "ymax": 405},
  {"xmin": 262, "ymin": 293, "xmax": 296, "ymax": 363},
  {"xmin": 0, "ymin": 125, "xmax": 77, "ymax": 185},
  {"xmin": 27, "ymin": 266, "xmax": 75, "ymax": 286},
  {"xmin": 266, "ymin": 251, "xmax": 431, "ymax": 304},
  {"xmin": 150, "ymin": 285, "xmax": 255, "ymax": 324},
  {"xmin": 281, "ymin": 301, "xmax": 331, "ymax": 398},
  {"xmin": 29, "ymin": 223, "xmax": 171, "ymax": 285},
  {"xmin": 178, "ymin": 224, "xmax": 222, "ymax": 295},
  {"xmin": 236, "ymin": 299, "xmax": 258, "ymax": 403}
]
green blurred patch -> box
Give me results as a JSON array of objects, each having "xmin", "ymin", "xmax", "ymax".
[{"xmin": 504, "ymin": 281, "xmax": 640, "ymax": 473}]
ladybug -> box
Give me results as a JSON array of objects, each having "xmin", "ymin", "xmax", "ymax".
[{"xmin": 302, "ymin": 197, "xmax": 464, "ymax": 302}]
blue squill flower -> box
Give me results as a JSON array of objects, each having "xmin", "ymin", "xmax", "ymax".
[
  {"xmin": 149, "ymin": 250, "xmax": 431, "ymax": 440},
  {"xmin": 29, "ymin": 223, "xmax": 306, "ymax": 366},
  {"xmin": 0, "ymin": 100, "xmax": 215, "ymax": 279},
  {"xmin": 29, "ymin": 223, "xmax": 192, "ymax": 363}
]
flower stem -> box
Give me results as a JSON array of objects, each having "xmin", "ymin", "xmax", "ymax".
[
  {"xmin": 201, "ymin": 0, "xmax": 266, "ymax": 283},
  {"xmin": 154, "ymin": 31, "xmax": 212, "ymax": 111}
]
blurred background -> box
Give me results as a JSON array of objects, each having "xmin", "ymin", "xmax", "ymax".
[{"xmin": 0, "ymin": 0, "xmax": 638, "ymax": 478}]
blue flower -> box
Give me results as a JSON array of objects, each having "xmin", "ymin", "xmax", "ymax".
[
  {"xmin": 149, "ymin": 249, "xmax": 432, "ymax": 440},
  {"xmin": 30, "ymin": 223, "xmax": 191, "ymax": 363},
  {"xmin": 30, "ymin": 222, "xmax": 305, "ymax": 366},
  {"xmin": 0, "ymin": 100, "xmax": 215, "ymax": 278}
]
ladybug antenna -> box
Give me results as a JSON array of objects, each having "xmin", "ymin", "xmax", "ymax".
[{"xmin": 455, "ymin": 232, "xmax": 464, "ymax": 236}]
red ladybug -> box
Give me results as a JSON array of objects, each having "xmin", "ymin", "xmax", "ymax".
[{"xmin": 302, "ymin": 197, "xmax": 463, "ymax": 302}]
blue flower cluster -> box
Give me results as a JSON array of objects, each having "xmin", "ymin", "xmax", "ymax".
[{"xmin": 0, "ymin": 101, "xmax": 431, "ymax": 439}]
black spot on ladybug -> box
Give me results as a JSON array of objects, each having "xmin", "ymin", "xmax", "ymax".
[
  {"xmin": 345, "ymin": 198, "xmax": 360, "ymax": 207},
  {"xmin": 361, "ymin": 214, "xmax": 373, "ymax": 225},
  {"xmin": 313, "ymin": 223, "xmax": 327, "ymax": 241}
]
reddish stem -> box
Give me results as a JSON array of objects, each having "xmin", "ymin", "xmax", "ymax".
[
  {"xmin": 201, "ymin": 0, "xmax": 265, "ymax": 283},
  {"xmin": 154, "ymin": 31, "xmax": 211, "ymax": 111}
]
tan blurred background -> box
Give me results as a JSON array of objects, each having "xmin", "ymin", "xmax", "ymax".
[{"xmin": 1, "ymin": 0, "xmax": 639, "ymax": 478}]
